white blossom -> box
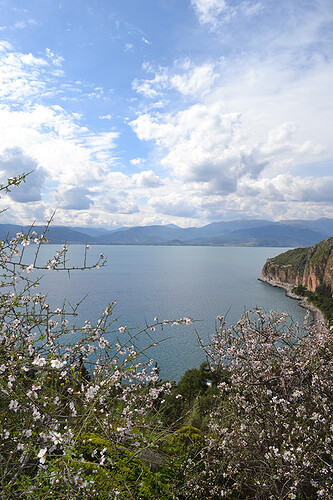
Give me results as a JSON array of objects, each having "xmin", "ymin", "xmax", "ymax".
[
  {"xmin": 9, "ymin": 400, "xmax": 19, "ymax": 412},
  {"xmin": 50, "ymin": 359, "xmax": 66, "ymax": 369},
  {"xmin": 37, "ymin": 448, "xmax": 47, "ymax": 464},
  {"xmin": 33, "ymin": 357, "xmax": 47, "ymax": 367}
]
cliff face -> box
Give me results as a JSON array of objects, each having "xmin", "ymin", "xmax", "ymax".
[{"xmin": 261, "ymin": 237, "xmax": 333, "ymax": 293}]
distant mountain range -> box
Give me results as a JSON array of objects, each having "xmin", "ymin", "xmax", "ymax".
[{"xmin": 0, "ymin": 217, "xmax": 332, "ymax": 247}]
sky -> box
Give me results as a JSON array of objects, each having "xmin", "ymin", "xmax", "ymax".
[{"xmin": 0, "ymin": 0, "xmax": 332, "ymax": 229}]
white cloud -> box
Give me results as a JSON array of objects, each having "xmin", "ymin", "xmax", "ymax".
[
  {"xmin": 102, "ymin": 191, "xmax": 139, "ymax": 214},
  {"xmin": 142, "ymin": 37, "xmax": 151, "ymax": 45},
  {"xmin": 0, "ymin": 2, "xmax": 332, "ymax": 227},
  {"xmin": 132, "ymin": 68, "xmax": 168, "ymax": 98},
  {"xmin": 14, "ymin": 19, "xmax": 38, "ymax": 30},
  {"xmin": 149, "ymin": 192, "xmax": 199, "ymax": 218},
  {"xmin": 130, "ymin": 102, "xmax": 265, "ymax": 194},
  {"xmin": 133, "ymin": 170, "xmax": 163, "ymax": 187},
  {"xmin": 83, "ymin": 131, "xmax": 119, "ymax": 162},
  {"xmin": 0, "ymin": 104, "xmax": 99, "ymax": 186},
  {"xmin": 130, "ymin": 51, "xmax": 331, "ymax": 220},
  {"xmin": 20, "ymin": 53, "xmax": 47, "ymax": 66},
  {"xmin": 133, "ymin": 61, "xmax": 217, "ymax": 100},
  {"xmin": 0, "ymin": 43, "xmax": 48, "ymax": 103},
  {"xmin": 239, "ymin": 1, "xmax": 263, "ymax": 17},
  {"xmin": 130, "ymin": 0, "xmax": 333, "ymax": 224},
  {"xmin": 104, "ymin": 172, "xmax": 132, "ymax": 188},
  {"xmin": 257, "ymin": 122, "xmax": 324, "ymax": 162},
  {"xmin": 45, "ymin": 48, "xmax": 64, "ymax": 69},
  {"xmin": 248, "ymin": 175, "xmax": 333, "ymax": 204},
  {"xmin": 0, "ymin": 19, "xmax": 38, "ymax": 32},
  {"xmin": 0, "ymin": 42, "xmax": 127, "ymax": 225},
  {"xmin": 190, "ymin": 0, "xmax": 263, "ymax": 28},
  {"xmin": 57, "ymin": 187, "xmax": 94, "ymax": 210},
  {"xmin": 0, "ymin": 43, "xmax": 119, "ymax": 186},
  {"xmin": 170, "ymin": 63, "xmax": 217, "ymax": 97},
  {"xmin": 45, "ymin": 48, "xmax": 64, "ymax": 68},
  {"xmin": 0, "ymin": 147, "xmax": 46, "ymax": 203},
  {"xmin": 130, "ymin": 157, "xmax": 145, "ymax": 167},
  {"xmin": 190, "ymin": 0, "xmax": 228, "ymax": 28}
]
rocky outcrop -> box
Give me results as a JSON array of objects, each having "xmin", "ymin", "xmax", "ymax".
[{"xmin": 260, "ymin": 237, "xmax": 333, "ymax": 293}]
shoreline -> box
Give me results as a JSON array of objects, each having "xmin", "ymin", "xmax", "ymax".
[{"xmin": 258, "ymin": 275, "xmax": 328, "ymax": 334}]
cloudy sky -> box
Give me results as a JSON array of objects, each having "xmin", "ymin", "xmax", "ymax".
[{"xmin": 0, "ymin": 0, "xmax": 332, "ymax": 228}]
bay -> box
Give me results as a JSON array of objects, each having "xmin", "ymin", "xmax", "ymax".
[{"xmin": 29, "ymin": 245, "xmax": 306, "ymax": 381}]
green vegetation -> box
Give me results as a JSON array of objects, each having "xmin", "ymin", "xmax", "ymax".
[
  {"xmin": 269, "ymin": 238, "xmax": 333, "ymax": 272},
  {"xmin": 268, "ymin": 238, "xmax": 333, "ymax": 326},
  {"xmin": 161, "ymin": 363, "xmax": 230, "ymax": 430},
  {"xmin": 269, "ymin": 246, "xmax": 309, "ymax": 272},
  {"xmin": 293, "ymin": 283, "xmax": 333, "ymax": 326},
  {"xmin": 4, "ymin": 296, "xmax": 333, "ymax": 499},
  {"xmin": 310, "ymin": 237, "xmax": 333, "ymax": 267}
]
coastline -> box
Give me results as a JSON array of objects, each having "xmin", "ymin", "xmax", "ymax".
[{"xmin": 258, "ymin": 275, "xmax": 328, "ymax": 334}]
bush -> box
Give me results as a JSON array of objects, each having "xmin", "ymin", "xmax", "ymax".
[
  {"xmin": 181, "ymin": 310, "xmax": 333, "ymax": 499},
  {"xmin": 292, "ymin": 283, "xmax": 333, "ymax": 326},
  {"xmin": 160, "ymin": 362, "xmax": 230, "ymax": 430},
  {"xmin": 0, "ymin": 175, "xmax": 189, "ymax": 498}
]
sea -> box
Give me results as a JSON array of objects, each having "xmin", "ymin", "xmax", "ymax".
[{"xmin": 26, "ymin": 245, "xmax": 307, "ymax": 381}]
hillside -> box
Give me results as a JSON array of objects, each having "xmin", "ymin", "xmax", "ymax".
[
  {"xmin": 261, "ymin": 237, "xmax": 333, "ymax": 292},
  {"xmin": 260, "ymin": 237, "xmax": 333, "ymax": 325}
]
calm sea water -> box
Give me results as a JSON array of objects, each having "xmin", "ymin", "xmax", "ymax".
[{"xmin": 28, "ymin": 245, "xmax": 306, "ymax": 381}]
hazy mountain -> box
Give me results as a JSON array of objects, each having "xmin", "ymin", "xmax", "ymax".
[
  {"xmin": 96, "ymin": 219, "xmax": 273, "ymax": 244},
  {"xmin": 44, "ymin": 227, "xmax": 94, "ymax": 244},
  {"xmin": 185, "ymin": 223, "xmax": 328, "ymax": 247},
  {"xmin": 95, "ymin": 225, "xmax": 185, "ymax": 244},
  {"xmin": 279, "ymin": 217, "xmax": 333, "ymax": 236},
  {"xmin": 69, "ymin": 226, "xmax": 109, "ymax": 237},
  {"xmin": 0, "ymin": 218, "xmax": 332, "ymax": 247},
  {"xmin": 0, "ymin": 224, "xmax": 94, "ymax": 244},
  {"xmin": 0, "ymin": 224, "xmax": 26, "ymax": 240},
  {"xmin": 196, "ymin": 219, "xmax": 272, "ymax": 236}
]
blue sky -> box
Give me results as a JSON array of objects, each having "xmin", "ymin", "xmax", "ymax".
[{"xmin": 0, "ymin": 0, "xmax": 332, "ymax": 228}]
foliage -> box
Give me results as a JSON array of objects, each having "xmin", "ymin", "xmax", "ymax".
[
  {"xmin": 180, "ymin": 310, "xmax": 333, "ymax": 499},
  {"xmin": 270, "ymin": 238, "xmax": 333, "ymax": 327},
  {"xmin": 292, "ymin": 283, "xmax": 333, "ymax": 326},
  {"xmin": 160, "ymin": 362, "xmax": 230, "ymax": 430},
  {"xmin": 268, "ymin": 246, "xmax": 309, "ymax": 272},
  {"xmin": 292, "ymin": 283, "xmax": 308, "ymax": 295},
  {"xmin": 269, "ymin": 238, "xmax": 333, "ymax": 279},
  {"xmin": 309, "ymin": 237, "xmax": 333, "ymax": 267},
  {"xmin": 0, "ymin": 175, "xmax": 190, "ymax": 498}
]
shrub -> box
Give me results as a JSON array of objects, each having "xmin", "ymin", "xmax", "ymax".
[
  {"xmin": 181, "ymin": 310, "xmax": 333, "ymax": 499},
  {"xmin": 292, "ymin": 283, "xmax": 333, "ymax": 326},
  {"xmin": 0, "ymin": 175, "xmax": 189, "ymax": 498}
]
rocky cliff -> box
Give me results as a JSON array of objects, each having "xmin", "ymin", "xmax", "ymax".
[{"xmin": 261, "ymin": 237, "xmax": 333, "ymax": 293}]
